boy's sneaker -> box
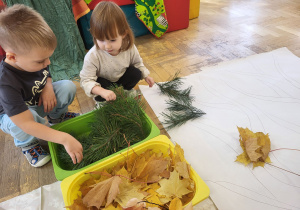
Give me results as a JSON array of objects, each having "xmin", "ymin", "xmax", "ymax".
[
  {"xmin": 22, "ymin": 144, "xmax": 51, "ymax": 167},
  {"xmin": 47, "ymin": 112, "xmax": 80, "ymax": 126}
]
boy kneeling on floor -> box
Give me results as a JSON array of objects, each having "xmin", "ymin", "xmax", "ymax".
[{"xmin": 0, "ymin": 4, "xmax": 83, "ymax": 167}]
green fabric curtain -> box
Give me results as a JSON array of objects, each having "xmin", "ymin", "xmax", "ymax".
[{"xmin": 4, "ymin": 0, "xmax": 86, "ymax": 81}]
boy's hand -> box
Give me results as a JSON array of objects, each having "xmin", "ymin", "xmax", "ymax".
[
  {"xmin": 145, "ymin": 76, "xmax": 155, "ymax": 87},
  {"xmin": 39, "ymin": 78, "xmax": 57, "ymax": 112},
  {"xmin": 63, "ymin": 135, "xmax": 83, "ymax": 164},
  {"xmin": 100, "ymin": 89, "xmax": 116, "ymax": 101}
]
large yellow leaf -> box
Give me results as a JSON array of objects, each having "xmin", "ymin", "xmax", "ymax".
[
  {"xmin": 156, "ymin": 171, "xmax": 191, "ymax": 199},
  {"xmin": 115, "ymin": 182, "xmax": 144, "ymax": 207}
]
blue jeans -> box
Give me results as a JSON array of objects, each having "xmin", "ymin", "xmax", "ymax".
[{"xmin": 0, "ymin": 80, "xmax": 76, "ymax": 148}]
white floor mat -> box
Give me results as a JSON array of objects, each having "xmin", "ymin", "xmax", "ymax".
[{"xmin": 139, "ymin": 47, "xmax": 300, "ymax": 210}]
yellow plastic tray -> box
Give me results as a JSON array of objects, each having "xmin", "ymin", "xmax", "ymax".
[{"xmin": 61, "ymin": 135, "xmax": 210, "ymax": 208}]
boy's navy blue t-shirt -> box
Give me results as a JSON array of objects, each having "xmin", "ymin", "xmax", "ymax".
[{"xmin": 0, "ymin": 59, "xmax": 51, "ymax": 117}]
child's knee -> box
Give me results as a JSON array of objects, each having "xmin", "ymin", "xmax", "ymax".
[{"xmin": 62, "ymin": 80, "xmax": 76, "ymax": 95}]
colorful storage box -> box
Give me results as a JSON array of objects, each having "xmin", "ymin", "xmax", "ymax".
[
  {"xmin": 48, "ymin": 109, "xmax": 160, "ymax": 181},
  {"xmin": 165, "ymin": 0, "xmax": 190, "ymax": 32},
  {"xmin": 189, "ymin": 0, "xmax": 200, "ymax": 19},
  {"xmin": 61, "ymin": 135, "xmax": 210, "ymax": 208}
]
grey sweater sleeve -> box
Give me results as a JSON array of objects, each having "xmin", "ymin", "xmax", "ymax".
[
  {"xmin": 130, "ymin": 45, "xmax": 150, "ymax": 79},
  {"xmin": 79, "ymin": 47, "xmax": 101, "ymax": 98}
]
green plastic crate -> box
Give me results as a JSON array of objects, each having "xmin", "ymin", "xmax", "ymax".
[{"xmin": 48, "ymin": 110, "xmax": 160, "ymax": 181}]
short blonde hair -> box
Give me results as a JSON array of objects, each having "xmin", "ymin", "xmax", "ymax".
[
  {"xmin": 0, "ymin": 4, "xmax": 57, "ymax": 54},
  {"xmin": 90, "ymin": 1, "xmax": 134, "ymax": 51}
]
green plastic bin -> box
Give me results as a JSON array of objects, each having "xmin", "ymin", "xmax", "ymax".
[{"xmin": 48, "ymin": 110, "xmax": 160, "ymax": 181}]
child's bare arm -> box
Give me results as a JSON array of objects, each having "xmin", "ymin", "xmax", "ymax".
[
  {"xmin": 10, "ymin": 110, "xmax": 83, "ymax": 164},
  {"xmin": 91, "ymin": 85, "xmax": 116, "ymax": 101},
  {"xmin": 39, "ymin": 77, "xmax": 57, "ymax": 113}
]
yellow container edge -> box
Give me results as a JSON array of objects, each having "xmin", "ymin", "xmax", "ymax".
[{"xmin": 61, "ymin": 135, "xmax": 210, "ymax": 208}]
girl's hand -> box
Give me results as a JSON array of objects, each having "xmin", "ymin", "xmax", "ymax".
[
  {"xmin": 100, "ymin": 89, "xmax": 117, "ymax": 101},
  {"xmin": 145, "ymin": 76, "xmax": 155, "ymax": 87}
]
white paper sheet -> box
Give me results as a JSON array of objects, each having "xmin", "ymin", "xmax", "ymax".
[
  {"xmin": 0, "ymin": 181, "xmax": 64, "ymax": 210},
  {"xmin": 139, "ymin": 48, "xmax": 300, "ymax": 210}
]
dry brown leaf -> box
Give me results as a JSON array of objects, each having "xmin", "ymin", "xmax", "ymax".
[
  {"xmin": 82, "ymin": 176, "xmax": 122, "ymax": 208},
  {"xmin": 256, "ymin": 132, "xmax": 271, "ymax": 161},
  {"xmin": 74, "ymin": 145, "xmax": 196, "ymax": 209},
  {"xmin": 130, "ymin": 156, "xmax": 147, "ymax": 178},
  {"xmin": 175, "ymin": 162, "xmax": 190, "ymax": 179},
  {"xmin": 136, "ymin": 156, "xmax": 169, "ymax": 182},
  {"xmin": 244, "ymin": 138, "xmax": 262, "ymax": 161},
  {"xmin": 79, "ymin": 176, "xmax": 97, "ymax": 198},
  {"xmin": 156, "ymin": 171, "xmax": 191, "ymax": 199}
]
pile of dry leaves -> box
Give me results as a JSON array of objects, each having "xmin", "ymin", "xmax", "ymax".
[
  {"xmin": 67, "ymin": 144, "xmax": 195, "ymax": 210},
  {"xmin": 236, "ymin": 127, "xmax": 271, "ymax": 168}
]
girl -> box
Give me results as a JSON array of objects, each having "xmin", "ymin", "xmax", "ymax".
[{"xmin": 80, "ymin": 1, "xmax": 155, "ymax": 102}]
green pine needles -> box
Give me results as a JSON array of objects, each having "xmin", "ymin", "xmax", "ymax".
[
  {"xmin": 156, "ymin": 72, "xmax": 206, "ymax": 130},
  {"xmin": 57, "ymin": 87, "xmax": 151, "ymax": 170}
]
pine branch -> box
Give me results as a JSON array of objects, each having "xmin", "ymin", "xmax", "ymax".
[
  {"xmin": 156, "ymin": 72, "xmax": 194, "ymax": 103},
  {"xmin": 161, "ymin": 100, "xmax": 206, "ymax": 130},
  {"xmin": 56, "ymin": 86, "xmax": 151, "ymax": 170}
]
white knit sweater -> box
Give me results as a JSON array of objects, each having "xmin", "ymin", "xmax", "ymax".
[{"xmin": 80, "ymin": 44, "xmax": 150, "ymax": 97}]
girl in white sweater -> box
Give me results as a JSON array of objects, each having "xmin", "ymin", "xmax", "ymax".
[{"xmin": 80, "ymin": 1, "xmax": 154, "ymax": 102}]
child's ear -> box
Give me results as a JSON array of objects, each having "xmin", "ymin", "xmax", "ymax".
[{"xmin": 6, "ymin": 52, "xmax": 17, "ymax": 62}]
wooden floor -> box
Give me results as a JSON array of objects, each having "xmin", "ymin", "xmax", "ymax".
[{"xmin": 1, "ymin": 0, "xmax": 300, "ymax": 208}]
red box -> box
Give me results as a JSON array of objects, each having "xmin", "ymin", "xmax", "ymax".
[{"xmin": 164, "ymin": 0, "xmax": 190, "ymax": 32}]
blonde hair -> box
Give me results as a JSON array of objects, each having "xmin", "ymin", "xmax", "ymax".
[
  {"xmin": 90, "ymin": 1, "xmax": 134, "ymax": 51},
  {"xmin": 0, "ymin": 4, "xmax": 57, "ymax": 54}
]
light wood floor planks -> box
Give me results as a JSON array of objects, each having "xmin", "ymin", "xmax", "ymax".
[{"xmin": 1, "ymin": 0, "xmax": 300, "ymax": 208}]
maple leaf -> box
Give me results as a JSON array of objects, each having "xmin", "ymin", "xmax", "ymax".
[
  {"xmin": 115, "ymin": 181, "xmax": 145, "ymax": 207},
  {"xmin": 136, "ymin": 155, "xmax": 169, "ymax": 182},
  {"xmin": 170, "ymin": 144, "xmax": 185, "ymax": 166},
  {"xmin": 156, "ymin": 170, "xmax": 191, "ymax": 199},
  {"xmin": 236, "ymin": 127, "xmax": 271, "ymax": 168},
  {"xmin": 122, "ymin": 198, "xmax": 146, "ymax": 210},
  {"xmin": 169, "ymin": 197, "xmax": 182, "ymax": 210},
  {"xmin": 175, "ymin": 162, "xmax": 190, "ymax": 179},
  {"xmin": 82, "ymin": 176, "xmax": 122, "ymax": 208},
  {"xmin": 256, "ymin": 132, "xmax": 271, "ymax": 161},
  {"xmin": 244, "ymin": 138, "xmax": 262, "ymax": 161},
  {"xmin": 79, "ymin": 176, "xmax": 97, "ymax": 198},
  {"xmin": 115, "ymin": 167, "xmax": 130, "ymax": 182},
  {"xmin": 145, "ymin": 188, "xmax": 163, "ymax": 207}
]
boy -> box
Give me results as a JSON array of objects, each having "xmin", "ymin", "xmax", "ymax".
[{"xmin": 0, "ymin": 4, "xmax": 83, "ymax": 167}]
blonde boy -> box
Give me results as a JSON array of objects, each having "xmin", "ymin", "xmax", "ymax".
[{"xmin": 0, "ymin": 4, "xmax": 83, "ymax": 167}]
